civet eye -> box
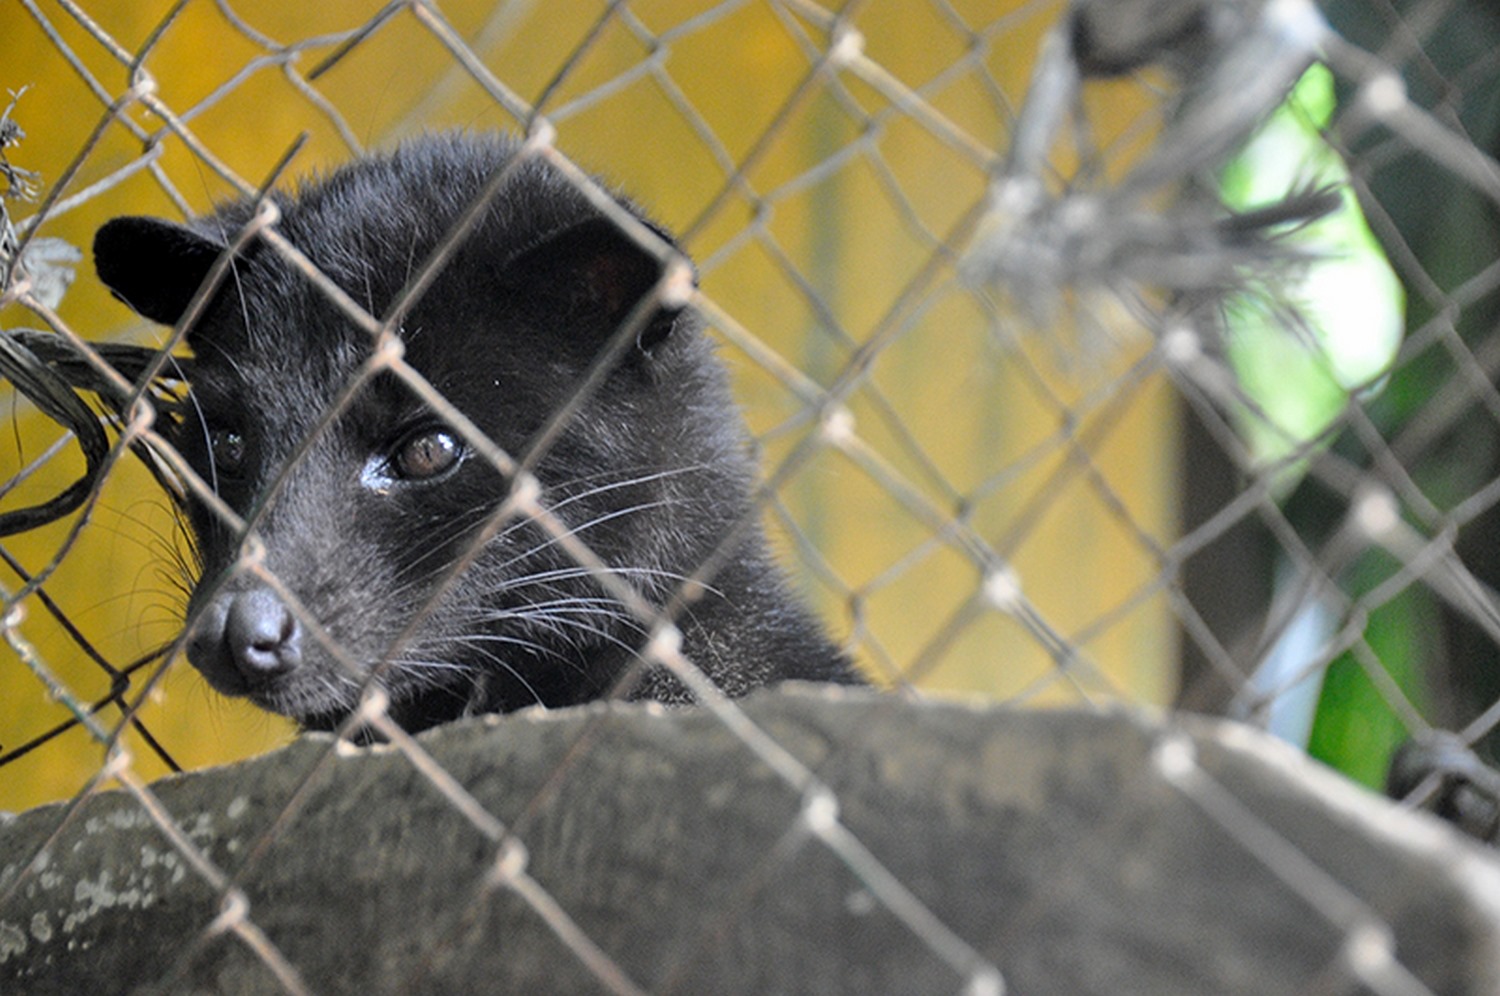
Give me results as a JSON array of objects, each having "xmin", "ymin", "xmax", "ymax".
[
  {"xmin": 208, "ymin": 428, "xmax": 247, "ymax": 476},
  {"xmin": 391, "ymin": 428, "xmax": 464, "ymax": 481}
]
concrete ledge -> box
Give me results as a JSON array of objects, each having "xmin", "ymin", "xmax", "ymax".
[{"xmin": 3, "ymin": 686, "xmax": 1498, "ymax": 994}]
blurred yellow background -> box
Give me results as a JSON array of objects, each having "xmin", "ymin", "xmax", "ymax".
[{"xmin": 0, "ymin": 0, "xmax": 1176, "ymax": 811}]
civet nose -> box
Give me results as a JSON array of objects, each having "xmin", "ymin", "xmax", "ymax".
[{"xmin": 188, "ymin": 586, "xmax": 303, "ymax": 687}]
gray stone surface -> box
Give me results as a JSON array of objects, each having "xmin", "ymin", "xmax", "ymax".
[{"xmin": 2, "ymin": 686, "xmax": 1498, "ymax": 994}]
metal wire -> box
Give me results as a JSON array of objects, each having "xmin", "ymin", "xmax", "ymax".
[{"xmin": 3, "ymin": 0, "xmax": 1500, "ymax": 992}]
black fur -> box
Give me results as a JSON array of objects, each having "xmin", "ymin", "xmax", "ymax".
[{"xmin": 95, "ymin": 132, "xmax": 860, "ymax": 732}]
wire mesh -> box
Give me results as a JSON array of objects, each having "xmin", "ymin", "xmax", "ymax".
[{"xmin": 2, "ymin": 0, "xmax": 1500, "ymax": 991}]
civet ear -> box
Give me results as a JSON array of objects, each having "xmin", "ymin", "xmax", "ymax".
[{"xmin": 94, "ymin": 216, "xmax": 226, "ymax": 327}]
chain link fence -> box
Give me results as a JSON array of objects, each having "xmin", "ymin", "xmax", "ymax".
[{"xmin": 2, "ymin": 0, "xmax": 1500, "ymax": 991}]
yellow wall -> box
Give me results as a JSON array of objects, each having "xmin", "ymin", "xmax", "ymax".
[{"xmin": 0, "ymin": 0, "xmax": 1177, "ymax": 810}]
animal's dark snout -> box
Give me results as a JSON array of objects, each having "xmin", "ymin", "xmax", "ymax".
[
  {"xmin": 226, "ymin": 588, "xmax": 302, "ymax": 675},
  {"xmin": 188, "ymin": 586, "xmax": 303, "ymax": 688}
]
